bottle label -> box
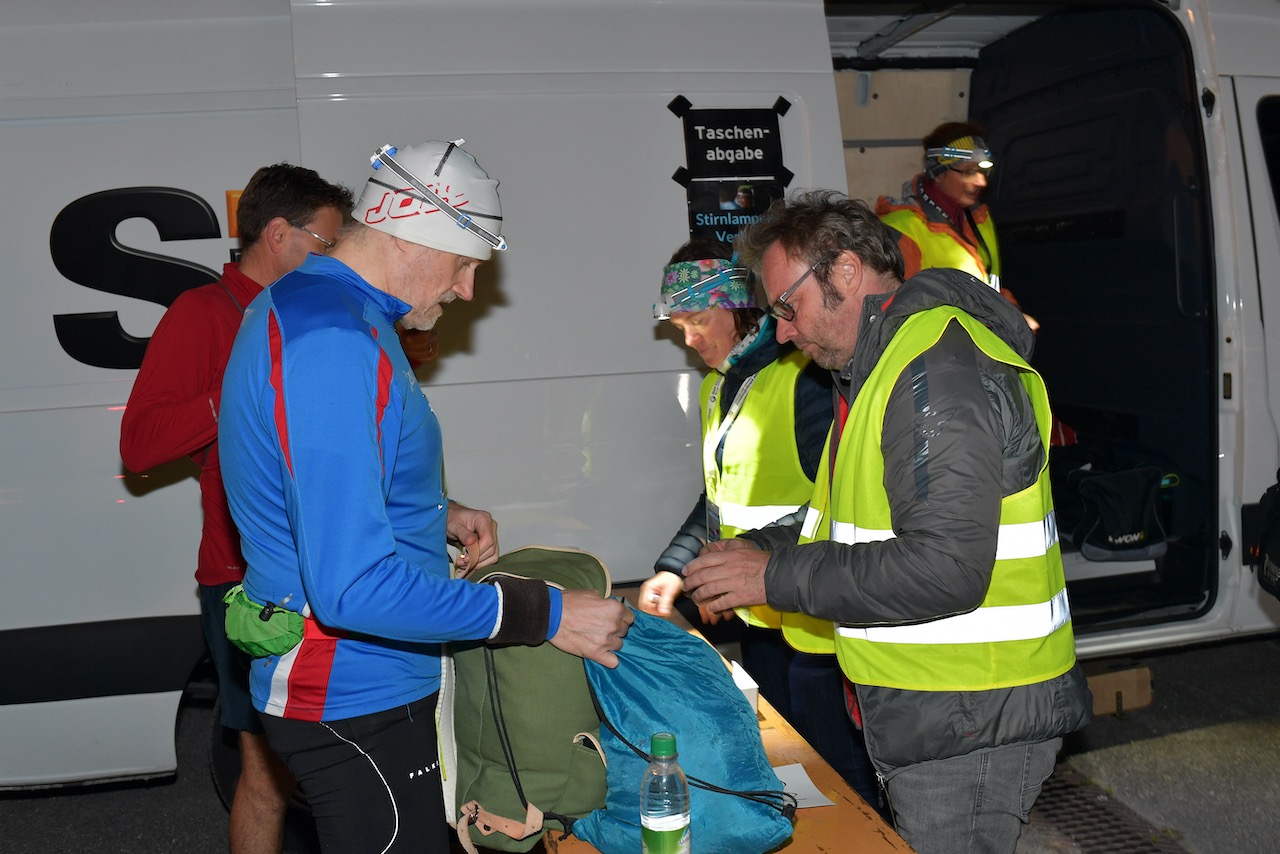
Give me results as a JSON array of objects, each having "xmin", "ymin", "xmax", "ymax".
[{"xmin": 641, "ymin": 815, "xmax": 690, "ymax": 854}]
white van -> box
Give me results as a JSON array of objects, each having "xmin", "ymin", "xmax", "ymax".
[{"xmin": 2, "ymin": 0, "xmax": 1278, "ymax": 790}]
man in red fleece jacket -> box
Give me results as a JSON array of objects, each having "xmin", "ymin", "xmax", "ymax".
[{"xmin": 120, "ymin": 163, "xmax": 352, "ymax": 854}]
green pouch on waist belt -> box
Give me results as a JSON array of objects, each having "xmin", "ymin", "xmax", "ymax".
[{"xmin": 223, "ymin": 584, "xmax": 304, "ymax": 658}]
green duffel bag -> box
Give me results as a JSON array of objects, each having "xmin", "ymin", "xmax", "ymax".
[{"xmin": 439, "ymin": 546, "xmax": 611, "ymax": 853}]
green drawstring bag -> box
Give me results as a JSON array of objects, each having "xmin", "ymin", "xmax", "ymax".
[{"xmin": 222, "ymin": 583, "xmax": 305, "ymax": 658}]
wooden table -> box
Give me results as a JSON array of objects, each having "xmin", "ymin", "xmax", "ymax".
[{"xmin": 549, "ymin": 595, "xmax": 913, "ymax": 853}]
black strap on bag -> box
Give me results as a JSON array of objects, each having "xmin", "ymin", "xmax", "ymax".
[{"xmin": 482, "ymin": 647, "xmax": 582, "ymax": 837}]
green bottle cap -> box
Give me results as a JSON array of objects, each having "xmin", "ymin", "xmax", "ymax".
[{"xmin": 650, "ymin": 732, "xmax": 677, "ymax": 758}]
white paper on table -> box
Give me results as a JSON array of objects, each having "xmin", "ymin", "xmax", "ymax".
[
  {"xmin": 730, "ymin": 660, "xmax": 759, "ymax": 712},
  {"xmin": 772, "ymin": 762, "xmax": 836, "ymax": 808}
]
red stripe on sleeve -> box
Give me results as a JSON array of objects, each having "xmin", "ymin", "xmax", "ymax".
[
  {"xmin": 268, "ymin": 312, "xmax": 293, "ymax": 478},
  {"xmin": 372, "ymin": 327, "xmax": 393, "ymax": 477}
]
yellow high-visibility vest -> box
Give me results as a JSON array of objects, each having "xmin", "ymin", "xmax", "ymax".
[
  {"xmin": 880, "ymin": 203, "xmax": 1002, "ymax": 286},
  {"xmin": 793, "ymin": 306, "xmax": 1076, "ymax": 690},
  {"xmin": 700, "ymin": 350, "xmax": 815, "ymax": 629}
]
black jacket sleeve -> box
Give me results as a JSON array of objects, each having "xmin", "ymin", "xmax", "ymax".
[{"xmin": 655, "ymin": 493, "xmax": 710, "ymax": 576}]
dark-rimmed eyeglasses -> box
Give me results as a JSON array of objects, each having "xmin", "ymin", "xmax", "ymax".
[
  {"xmin": 295, "ymin": 226, "xmax": 335, "ymax": 253},
  {"xmin": 770, "ymin": 257, "xmax": 828, "ymax": 322}
]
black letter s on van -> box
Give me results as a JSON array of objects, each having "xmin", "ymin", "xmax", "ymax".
[{"xmin": 49, "ymin": 188, "xmax": 221, "ymax": 369}]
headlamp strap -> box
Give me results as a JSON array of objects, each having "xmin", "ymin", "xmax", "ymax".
[{"xmin": 370, "ymin": 144, "xmax": 507, "ymax": 251}]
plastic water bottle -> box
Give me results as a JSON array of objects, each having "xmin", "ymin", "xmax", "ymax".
[{"xmin": 640, "ymin": 731, "xmax": 691, "ymax": 854}]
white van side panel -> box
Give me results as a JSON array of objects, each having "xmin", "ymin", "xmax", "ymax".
[
  {"xmin": 1225, "ymin": 74, "xmax": 1280, "ymax": 637},
  {"xmin": 0, "ymin": 693, "xmax": 183, "ymax": 787},
  {"xmin": 0, "ymin": 410, "xmax": 201, "ymax": 628},
  {"xmin": 0, "ymin": 0, "xmax": 294, "ymax": 121},
  {"xmin": 1231, "ymin": 76, "xmax": 1280, "ymax": 485},
  {"xmin": 290, "ymin": 0, "xmax": 846, "ymax": 388},
  {"xmin": 0, "ymin": 0, "xmax": 845, "ymax": 787},
  {"xmin": 1201, "ymin": 0, "xmax": 1280, "ymax": 78},
  {"xmin": 0, "ymin": 106, "xmax": 304, "ymax": 636}
]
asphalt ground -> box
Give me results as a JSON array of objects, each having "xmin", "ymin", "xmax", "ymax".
[
  {"xmin": 3, "ymin": 632, "xmax": 1279, "ymax": 853},
  {"xmin": 1017, "ymin": 633, "xmax": 1280, "ymax": 854}
]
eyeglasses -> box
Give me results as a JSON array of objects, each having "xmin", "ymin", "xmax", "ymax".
[
  {"xmin": 769, "ymin": 257, "xmax": 828, "ymax": 322},
  {"xmin": 370, "ymin": 142, "xmax": 507, "ymax": 251},
  {"xmin": 295, "ymin": 226, "xmax": 335, "ymax": 252}
]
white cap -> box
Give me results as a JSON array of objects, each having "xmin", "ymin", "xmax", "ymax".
[{"xmin": 354, "ymin": 140, "xmax": 505, "ymax": 260}]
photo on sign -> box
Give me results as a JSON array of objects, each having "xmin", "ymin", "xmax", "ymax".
[
  {"xmin": 719, "ymin": 183, "xmax": 759, "ymax": 212},
  {"xmin": 687, "ymin": 179, "xmax": 783, "ymax": 245}
]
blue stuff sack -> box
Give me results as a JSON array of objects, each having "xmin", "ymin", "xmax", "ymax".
[{"xmin": 572, "ymin": 608, "xmax": 795, "ymax": 854}]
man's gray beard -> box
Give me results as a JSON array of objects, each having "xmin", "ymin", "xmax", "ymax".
[
  {"xmin": 401, "ymin": 308, "xmax": 439, "ymax": 331},
  {"xmin": 812, "ymin": 348, "xmax": 847, "ymax": 371},
  {"xmin": 403, "ymin": 292, "xmax": 453, "ymax": 331}
]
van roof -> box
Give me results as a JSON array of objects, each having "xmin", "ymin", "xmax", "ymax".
[
  {"xmin": 826, "ymin": 2, "xmax": 1044, "ymax": 65},
  {"xmin": 826, "ymin": 0, "xmax": 1280, "ymax": 77}
]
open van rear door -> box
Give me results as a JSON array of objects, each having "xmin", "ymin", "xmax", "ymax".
[{"xmin": 966, "ymin": 6, "xmax": 1219, "ymax": 635}]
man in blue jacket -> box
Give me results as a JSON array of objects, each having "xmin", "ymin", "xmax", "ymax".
[{"xmin": 219, "ymin": 139, "xmax": 632, "ymax": 854}]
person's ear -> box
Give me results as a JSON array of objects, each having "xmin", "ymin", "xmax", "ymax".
[
  {"xmin": 830, "ymin": 249, "xmax": 863, "ymax": 293},
  {"xmin": 392, "ymin": 235, "xmax": 418, "ymax": 255},
  {"xmin": 261, "ymin": 216, "xmax": 294, "ymax": 257}
]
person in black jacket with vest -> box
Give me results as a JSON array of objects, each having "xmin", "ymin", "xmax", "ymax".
[{"xmin": 639, "ymin": 239, "xmax": 882, "ymax": 813}]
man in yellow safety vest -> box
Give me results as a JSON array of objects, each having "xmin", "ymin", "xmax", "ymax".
[{"xmin": 683, "ymin": 191, "xmax": 1091, "ymax": 854}]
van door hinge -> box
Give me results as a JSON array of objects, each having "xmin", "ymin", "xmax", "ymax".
[
  {"xmin": 1220, "ymin": 531, "xmax": 1233, "ymax": 560},
  {"xmin": 1202, "ymin": 88, "xmax": 1216, "ymax": 118}
]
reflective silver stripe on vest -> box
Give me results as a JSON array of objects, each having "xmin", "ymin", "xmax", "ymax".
[
  {"xmin": 830, "ymin": 520, "xmax": 894, "ymax": 544},
  {"xmin": 830, "ymin": 514, "xmax": 1058, "ymax": 556},
  {"xmin": 800, "ymin": 505, "xmax": 823, "ymax": 539},
  {"xmin": 836, "ymin": 587, "xmax": 1071, "ymax": 645},
  {"xmin": 720, "ymin": 502, "xmax": 804, "ymax": 532},
  {"xmin": 995, "ymin": 511, "xmax": 1059, "ymax": 560}
]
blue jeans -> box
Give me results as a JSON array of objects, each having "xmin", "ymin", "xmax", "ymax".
[{"xmin": 883, "ymin": 737, "xmax": 1062, "ymax": 854}]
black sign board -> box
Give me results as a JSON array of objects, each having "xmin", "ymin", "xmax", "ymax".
[{"xmin": 671, "ymin": 96, "xmax": 794, "ymax": 247}]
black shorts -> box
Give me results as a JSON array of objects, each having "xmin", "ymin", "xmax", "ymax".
[
  {"xmin": 260, "ymin": 695, "xmax": 448, "ymax": 854},
  {"xmin": 199, "ymin": 581, "xmax": 264, "ymax": 734}
]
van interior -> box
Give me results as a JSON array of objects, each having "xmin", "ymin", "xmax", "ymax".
[{"xmin": 826, "ymin": 2, "xmax": 1218, "ymax": 637}]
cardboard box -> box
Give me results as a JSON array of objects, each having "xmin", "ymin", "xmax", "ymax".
[{"xmin": 1084, "ymin": 661, "xmax": 1153, "ymax": 716}]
